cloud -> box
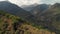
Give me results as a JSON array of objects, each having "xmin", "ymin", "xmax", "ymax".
[
  {"xmin": 41, "ymin": 0, "xmax": 60, "ymax": 4},
  {"xmin": 8, "ymin": 0, "xmax": 60, "ymax": 6},
  {"xmin": 0, "ymin": 0, "xmax": 6, "ymax": 1},
  {"xmin": 0, "ymin": 0, "xmax": 60, "ymax": 6},
  {"xmin": 9, "ymin": 0, "xmax": 41, "ymax": 6},
  {"xmin": 55, "ymin": 0, "xmax": 60, "ymax": 3}
]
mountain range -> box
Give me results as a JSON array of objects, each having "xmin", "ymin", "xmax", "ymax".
[
  {"xmin": 0, "ymin": 1, "xmax": 60, "ymax": 34},
  {"xmin": 22, "ymin": 3, "xmax": 60, "ymax": 34},
  {"xmin": 32, "ymin": 3, "xmax": 60, "ymax": 34},
  {"xmin": 0, "ymin": 1, "xmax": 36, "ymax": 23}
]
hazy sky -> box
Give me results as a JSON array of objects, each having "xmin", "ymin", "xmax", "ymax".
[{"xmin": 0, "ymin": 0, "xmax": 60, "ymax": 6}]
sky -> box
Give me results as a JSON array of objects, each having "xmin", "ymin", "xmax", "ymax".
[{"xmin": 0, "ymin": 0, "xmax": 60, "ymax": 6}]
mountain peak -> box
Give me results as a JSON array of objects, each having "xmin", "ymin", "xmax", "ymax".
[{"xmin": 52, "ymin": 3, "xmax": 60, "ymax": 8}]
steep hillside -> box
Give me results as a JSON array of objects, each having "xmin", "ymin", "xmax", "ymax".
[
  {"xmin": 0, "ymin": 1, "xmax": 31, "ymax": 17},
  {"xmin": 0, "ymin": 11, "xmax": 56, "ymax": 34},
  {"xmin": 0, "ymin": 1, "xmax": 36, "ymax": 23},
  {"xmin": 21, "ymin": 3, "xmax": 60, "ymax": 34},
  {"xmin": 39, "ymin": 3, "xmax": 60, "ymax": 34},
  {"xmin": 30, "ymin": 4, "xmax": 50, "ymax": 23},
  {"xmin": 31, "ymin": 4, "xmax": 50, "ymax": 15},
  {"xmin": 26, "ymin": 3, "xmax": 60, "ymax": 34}
]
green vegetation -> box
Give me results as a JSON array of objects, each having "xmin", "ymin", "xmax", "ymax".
[{"xmin": 0, "ymin": 10, "xmax": 55, "ymax": 34}]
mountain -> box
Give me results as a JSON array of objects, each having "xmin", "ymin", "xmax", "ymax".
[
  {"xmin": 0, "ymin": 1, "xmax": 35, "ymax": 22},
  {"xmin": 22, "ymin": 3, "xmax": 38, "ymax": 11},
  {"xmin": 26, "ymin": 3, "xmax": 60, "ymax": 34},
  {"xmin": 0, "ymin": 1, "xmax": 30, "ymax": 15},
  {"xmin": 31, "ymin": 4, "xmax": 50, "ymax": 15},
  {"xmin": 29, "ymin": 4, "xmax": 50, "ymax": 24},
  {"xmin": 39, "ymin": 3, "xmax": 60, "ymax": 34}
]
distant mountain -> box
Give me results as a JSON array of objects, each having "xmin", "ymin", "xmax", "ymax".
[
  {"xmin": 22, "ymin": 3, "xmax": 38, "ymax": 11},
  {"xmin": 0, "ymin": 1, "xmax": 30, "ymax": 14},
  {"xmin": 29, "ymin": 4, "xmax": 50, "ymax": 23},
  {"xmin": 31, "ymin": 4, "xmax": 50, "ymax": 15},
  {"xmin": 0, "ymin": 1, "xmax": 35, "ymax": 22}
]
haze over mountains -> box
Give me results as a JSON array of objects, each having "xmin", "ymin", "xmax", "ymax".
[{"xmin": 21, "ymin": 3, "xmax": 39, "ymax": 11}]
